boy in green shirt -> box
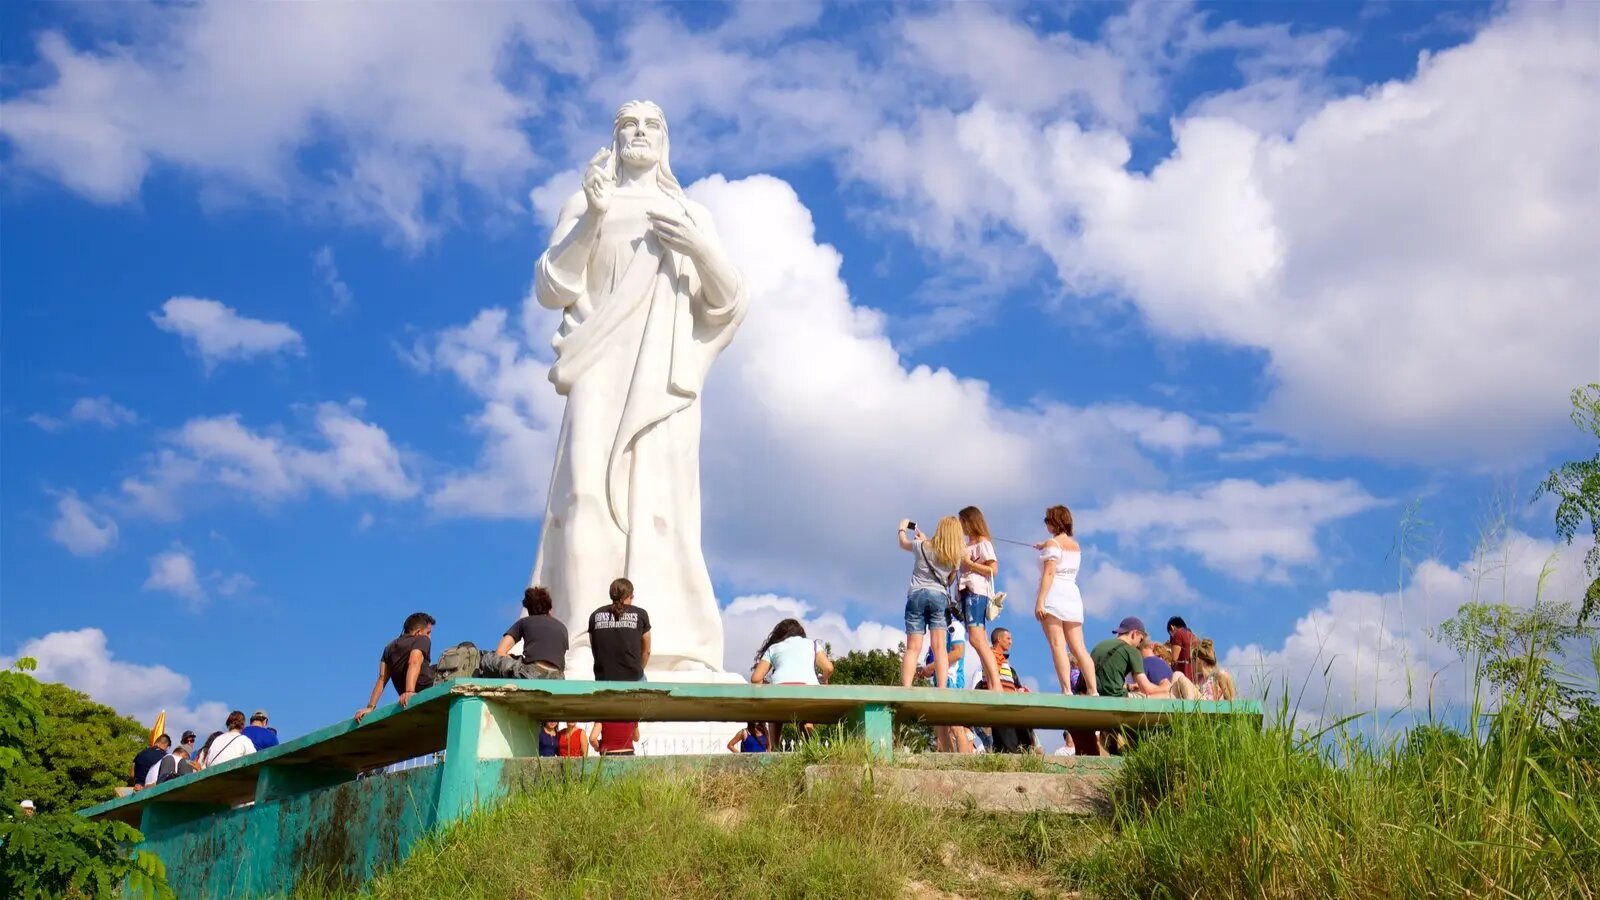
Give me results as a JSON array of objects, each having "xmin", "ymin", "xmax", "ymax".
[{"xmin": 1091, "ymin": 617, "xmax": 1163, "ymax": 698}]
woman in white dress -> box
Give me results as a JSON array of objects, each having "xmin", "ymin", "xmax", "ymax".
[{"xmin": 1034, "ymin": 505, "xmax": 1098, "ymax": 695}]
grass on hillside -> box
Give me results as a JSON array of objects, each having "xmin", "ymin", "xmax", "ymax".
[
  {"xmin": 294, "ymin": 655, "xmax": 1599, "ymax": 900},
  {"xmin": 299, "ymin": 743, "xmax": 1107, "ymax": 900},
  {"xmin": 1068, "ymin": 704, "xmax": 1599, "ymax": 899},
  {"xmin": 299, "ymin": 682, "xmax": 1599, "ymax": 900}
]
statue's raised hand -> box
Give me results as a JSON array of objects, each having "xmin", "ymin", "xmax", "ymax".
[
  {"xmin": 583, "ymin": 147, "xmax": 614, "ymax": 216},
  {"xmin": 646, "ymin": 209, "xmax": 710, "ymax": 261}
]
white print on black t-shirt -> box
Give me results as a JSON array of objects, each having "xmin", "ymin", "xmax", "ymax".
[{"xmin": 593, "ymin": 611, "xmax": 641, "ymax": 629}]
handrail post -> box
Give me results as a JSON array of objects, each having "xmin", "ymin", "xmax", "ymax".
[
  {"xmin": 434, "ymin": 693, "xmax": 541, "ymax": 829},
  {"xmin": 434, "ymin": 695, "xmax": 486, "ymax": 829},
  {"xmin": 853, "ymin": 702, "xmax": 895, "ymax": 761}
]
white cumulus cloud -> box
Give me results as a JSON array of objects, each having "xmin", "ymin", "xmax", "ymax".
[
  {"xmin": 48, "ymin": 492, "xmax": 119, "ymax": 556},
  {"xmin": 313, "ymin": 246, "xmax": 354, "ymax": 314},
  {"xmin": 720, "ymin": 593, "xmax": 905, "ymax": 676},
  {"xmin": 120, "ymin": 401, "xmax": 418, "ymax": 520},
  {"xmin": 1093, "ymin": 477, "xmax": 1381, "ymax": 581},
  {"xmin": 143, "ymin": 544, "xmax": 206, "ymax": 609},
  {"xmin": 0, "ymin": 4, "xmax": 598, "ymax": 246},
  {"xmin": 854, "ymin": 5, "xmax": 1600, "ymax": 462},
  {"xmin": 1223, "ymin": 530, "xmax": 1597, "ymax": 726},
  {"xmin": 1, "ymin": 628, "xmax": 231, "ymax": 745},
  {"xmin": 30, "ymin": 396, "xmax": 139, "ymax": 432},
  {"xmin": 151, "ymin": 297, "xmax": 304, "ymax": 372}
]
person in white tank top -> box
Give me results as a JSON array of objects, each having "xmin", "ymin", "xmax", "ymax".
[{"xmin": 1033, "ymin": 504, "xmax": 1098, "ymax": 695}]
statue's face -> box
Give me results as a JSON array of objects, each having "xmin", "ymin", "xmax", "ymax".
[{"xmin": 616, "ymin": 106, "xmax": 666, "ymax": 167}]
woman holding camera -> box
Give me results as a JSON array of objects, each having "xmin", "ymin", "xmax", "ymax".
[{"xmin": 897, "ymin": 516, "xmax": 964, "ymax": 689}]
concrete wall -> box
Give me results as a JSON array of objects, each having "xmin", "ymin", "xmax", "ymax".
[{"xmin": 139, "ymin": 764, "xmax": 441, "ymax": 897}]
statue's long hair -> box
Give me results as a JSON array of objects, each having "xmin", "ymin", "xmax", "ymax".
[{"xmin": 611, "ymin": 100, "xmax": 687, "ymax": 203}]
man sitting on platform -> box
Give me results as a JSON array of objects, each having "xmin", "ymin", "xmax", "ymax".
[
  {"xmin": 589, "ymin": 578, "xmax": 651, "ymax": 682},
  {"xmin": 131, "ymin": 734, "xmax": 169, "ymax": 790},
  {"xmin": 482, "ymin": 586, "xmax": 569, "ymax": 679},
  {"xmin": 355, "ymin": 612, "xmax": 438, "ymax": 723},
  {"xmin": 242, "ymin": 710, "xmax": 279, "ymax": 750},
  {"xmin": 976, "ymin": 627, "xmax": 1038, "ymax": 754}
]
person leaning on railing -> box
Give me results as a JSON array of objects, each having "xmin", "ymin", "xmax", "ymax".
[
  {"xmin": 355, "ymin": 612, "xmax": 439, "ymax": 723},
  {"xmin": 749, "ymin": 618, "xmax": 833, "ymax": 743}
]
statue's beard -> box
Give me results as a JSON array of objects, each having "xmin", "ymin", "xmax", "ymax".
[{"xmin": 619, "ymin": 144, "xmax": 659, "ymax": 166}]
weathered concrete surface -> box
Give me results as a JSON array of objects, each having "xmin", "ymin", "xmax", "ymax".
[
  {"xmin": 138, "ymin": 763, "xmax": 439, "ymax": 898},
  {"xmin": 803, "ymin": 764, "xmax": 1112, "ymax": 815}
]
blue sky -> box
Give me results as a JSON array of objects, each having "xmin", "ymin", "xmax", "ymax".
[{"xmin": 2, "ymin": 1, "xmax": 1596, "ymax": 742}]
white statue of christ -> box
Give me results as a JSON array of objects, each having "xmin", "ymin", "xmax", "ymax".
[{"xmin": 530, "ymin": 101, "xmax": 748, "ymax": 679}]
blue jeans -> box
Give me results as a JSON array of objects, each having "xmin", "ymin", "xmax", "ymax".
[
  {"xmin": 904, "ymin": 588, "xmax": 949, "ymax": 634},
  {"xmin": 959, "ymin": 589, "xmax": 991, "ymax": 630}
]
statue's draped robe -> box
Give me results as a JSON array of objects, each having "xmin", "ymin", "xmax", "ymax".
[{"xmin": 530, "ymin": 191, "xmax": 748, "ymax": 677}]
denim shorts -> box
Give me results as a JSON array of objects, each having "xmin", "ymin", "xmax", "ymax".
[
  {"xmin": 959, "ymin": 589, "xmax": 991, "ymax": 630},
  {"xmin": 904, "ymin": 588, "xmax": 949, "ymax": 634}
]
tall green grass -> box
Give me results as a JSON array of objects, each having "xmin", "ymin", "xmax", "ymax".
[
  {"xmin": 1066, "ymin": 619, "xmax": 1600, "ymax": 898},
  {"xmin": 306, "ymin": 750, "xmax": 1106, "ymax": 900}
]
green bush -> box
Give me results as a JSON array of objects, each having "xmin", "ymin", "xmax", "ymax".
[
  {"xmin": 0, "ymin": 813, "xmax": 171, "ymax": 899},
  {"xmin": 0, "ymin": 658, "xmax": 173, "ymax": 899}
]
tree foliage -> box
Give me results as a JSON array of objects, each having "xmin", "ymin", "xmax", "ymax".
[
  {"xmin": 825, "ymin": 646, "xmax": 933, "ymax": 752},
  {"xmin": 827, "ymin": 647, "xmax": 912, "ymax": 688},
  {"xmin": 0, "ymin": 659, "xmax": 42, "ymax": 781},
  {"xmin": 1535, "ymin": 382, "xmax": 1600, "ymax": 622},
  {"xmin": 1437, "ymin": 600, "xmax": 1597, "ymax": 718},
  {"xmin": 0, "ymin": 813, "xmax": 172, "ymax": 899},
  {"xmin": 0, "ymin": 659, "xmax": 172, "ymax": 898},
  {"xmin": 0, "ymin": 676, "xmax": 147, "ymax": 814}
]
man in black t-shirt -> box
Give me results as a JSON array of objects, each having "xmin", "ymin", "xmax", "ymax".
[
  {"xmin": 131, "ymin": 734, "xmax": 169, "ymax": 789},
  {"xmin": 489, "ymin": 586, "xmax": 570, "ymax": 679},
  {"xmin": 588, "ymin": 578, "xmax": 651, "ymax": 681},
  {"xmin": 355, "ymin": 612, "xmax": 438, "ymax": 723}
]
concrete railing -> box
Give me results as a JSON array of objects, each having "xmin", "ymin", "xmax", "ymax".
[{"xmin": 79, "ymin": 679, "xmax": 1259, "ymax": 896}]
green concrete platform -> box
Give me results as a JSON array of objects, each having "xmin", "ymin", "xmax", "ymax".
[{"xmin": 79, "ymin": 679, "xmax": 1259, "ymax": 896}]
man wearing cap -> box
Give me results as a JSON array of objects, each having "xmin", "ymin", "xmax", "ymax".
[
  {"xmin": 1073, "ymin": 617, "xmax": 1166, "ymax": 756},
  {"xmin": 241, "ymin": 710, "xmax": 279, "ymax": 750},
  {"xmin": 19, "ymin": 799, "xmax": 36, "ymax": 817},
  {"xmin": 1091, "ymin": 618, "xmax": 1163, "ymax": 699}
]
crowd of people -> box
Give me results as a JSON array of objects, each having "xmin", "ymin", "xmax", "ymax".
[
  {"xmin": 138, "ymin": 501, "xmax": 1230, "ymax": 771},
  {"xmin": 876, "ymin": 503, "xmax": 1236, "ymax": 755},
  {"xmin": 127, "ymin": 709, "xmax": 280, "ymax": 792},
  {"xmin": 351, "ymin": 578, "xmax": 651, "ymax": 755}
]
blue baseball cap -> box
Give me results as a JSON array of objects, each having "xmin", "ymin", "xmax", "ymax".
[{"xmin": 1113, "ymin": 616, "xmax": 1147, "ymax": 635}]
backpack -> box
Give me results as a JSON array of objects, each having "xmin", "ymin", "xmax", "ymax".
[{"xmin": 435, "ymin": 641, "xmax": 481, "ymax": 681}]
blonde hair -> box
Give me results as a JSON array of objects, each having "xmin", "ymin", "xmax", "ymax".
[
  {"xmin": 1194, "ymin": 638, "xmax": 1237, "ymax": 700},
  {"xmin": 928, "ymin": 517, "xmax": 965, "ymax": 570}
]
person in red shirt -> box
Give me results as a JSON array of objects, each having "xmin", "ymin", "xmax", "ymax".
[
  {"xmin": 557, "ymin": 722, "xmax": 588, "ymax": 757},
  {"xmin": 591, "ymin": 721, "xmax": 640, "ymax": 756},
  {"xmin": 1167, "ymin": 617, "xmax": 1199, "ymax": 680}
]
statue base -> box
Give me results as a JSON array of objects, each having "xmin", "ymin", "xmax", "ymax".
[{"xmin": 637, "ymin": 669, "xmax": 750, "ymax": 756}]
